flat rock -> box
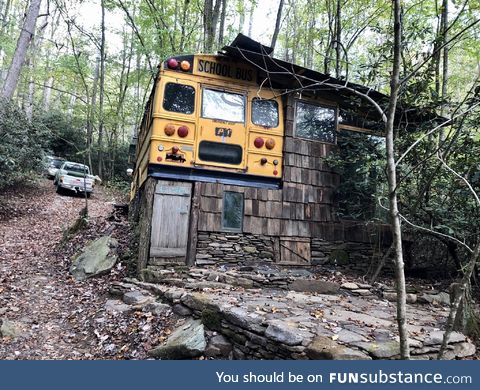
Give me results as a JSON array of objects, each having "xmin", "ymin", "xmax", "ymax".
[
  {"xmin": 265, "ymin": 321, "xmax": 303, "ymax": 346},
  {"xmin": 418, "ymin": 292, "xmax": 450, "ymax": 305},
  {"xmin": 353, "ymin": 341, "xmax": 400, "ymax": 359},
  {"xmin": 70, "ymin": 236, "xmax": 118, "ymax": 280},
  {"xmin": 337, "ymin": 329, "xmax": 367, "ymax": 344},
  {"xmin": 123, "ymin": 291, "xmax": 154, "ymax": 306},
  {"xmin": 0, "ymin": 319, "xmax": 23, "ymax": 339},
  {"xmin": 105, "ymin": 299, "xmax": 131, "ymax": 314},
  {"xmin": 341, "ymin": 282, "xmax": 359, "ymax": 290},
  {"xmin": 290, "ymin": 279, "xmax": 340, "ymax": 294},
  {"xmin": 148, "ymin": 319, "xmax": 206, "ymax": 359},
  {"xmin": 382, "ymin": 292, "xmax": 417, "ymax": 303},
  {"xmin": 306, "ymin": 335, "xmax": 371, "ymax": 360},
  {"xmin": 424, "ymin": 330, "xmax": 466, "ymax": 346}
]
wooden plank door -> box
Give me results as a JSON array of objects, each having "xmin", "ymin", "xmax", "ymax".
[
  {"xmin": 150, "ymin": 180, "xmax": 192, "ymax": 264},
  {"xmin": 279, "ymin": 237, "xmax": 311, "ymax": 265}
]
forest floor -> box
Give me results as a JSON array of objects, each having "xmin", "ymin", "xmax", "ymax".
[{"xmin": 0, "ymin": 178, "xmax": 175, "ymax": 359}]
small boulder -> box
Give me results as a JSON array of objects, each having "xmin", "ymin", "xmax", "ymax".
[
  {"xmin": 105, "ymin": 299, "xmax": 131, "ymax": 314},
  {"xmin": 205, "ymin": 334, "xmax": 233, "ymax": 358},
  {"xmin": 148, "ymin": 319, "xmax": 206, "ymax": 359},
  {"xmin": 172, "ymin": 304, "xmax": 192, "ymax": 317},
  {"xmin": 123, "ymin": 291, "xmax": 154, "ymax": 306},
  {"xmin": 70, "ymin": 236, "xmax": 118, "ymax": 280},
  {"xmin": 290, "ymin": 279, "xmax": 340, "ymax": 295},
  {"xmin": 0, "ymin": 319, "xmax": 23, "ymax": 339},
  {"xmin": 144, "ymin": 302, "xmax": 171, "ymax": 316}
]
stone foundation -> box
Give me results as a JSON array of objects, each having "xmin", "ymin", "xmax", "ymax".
[
  {"xmin": 311, "ymin": 239, "xmax": 394, "ymax": 275},
  {"xmin": 195, "ymin": 231, "xmax": 276, "ymax": 266}
]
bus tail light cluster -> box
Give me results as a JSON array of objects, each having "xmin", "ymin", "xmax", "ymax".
[
  {"xmin": 254, "ymin": 137, "xmax": 276, "ymax": 150},
  {"xmin": 164, "ymin": 124, "xmax": 189, "ymax": 137},
  {"xmin": 167, "ymin": 58, "xmax": 191, "ymax": 71}
]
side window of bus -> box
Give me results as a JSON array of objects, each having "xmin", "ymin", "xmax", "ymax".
[
  {"xmin": 163, "ymin": 83, "xmax": 195, "ymax": 114},
  {"xmin": 251, "ymin": 98, "xmax": 279, "ymax": 127},
  {"xmin": 202, "ymin": 88, "xmax": 245, "ymax": 123}
]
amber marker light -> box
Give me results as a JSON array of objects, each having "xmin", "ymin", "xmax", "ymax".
[
  {"xmin": 180, "ymin": 60, "xmax": 191, "ymax": 71},
  {"xmin": 254, "ymin": 137, "xmax": 264, "ymax": 148},
  {"xmin": 265, "ymin": 138, "xmax": 275, "ymax": 150},
  {"xmin": 164, "ymin": 124, "xmax": 175, "ymax": 136},
  {"xmin": 177, "ymin": 125, "xmax": 189, "ymax": 137}
]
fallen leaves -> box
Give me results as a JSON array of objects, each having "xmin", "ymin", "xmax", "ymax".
[{"xmin": 0, "ymin": 179, "xmax": 174, "ymax": 360}]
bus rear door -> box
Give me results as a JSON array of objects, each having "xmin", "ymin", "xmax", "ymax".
[{"xmin": 195, "ymin": 86, "xmax": 247, "ymax": 171}]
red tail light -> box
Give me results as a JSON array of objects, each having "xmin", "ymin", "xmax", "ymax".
[
  {"xmin": 157, "ymin": 156, "xmax": 163, "ymax": 162},
  {"xmin": 171, "ymin": 146, "xmax": 179, "ymax": 154},
  {"xmin": 273, "ymin": 170, "xmax": 278, "ymax": 176},
  {"xmin": 260, "ymin": 158, "xmax": 267, "ymax": 165},
  {"xmin": 177, "ymin": 125, "xmax": 189, "ymax": 137},
  {"xmin": 167, "ymin": 58, "xmax": 178, "ymax": 69},
  {"xmin": 254, "ymin": 137, "xmax": 264, "ymax": 148}
]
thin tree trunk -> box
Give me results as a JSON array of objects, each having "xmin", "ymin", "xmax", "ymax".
[
  {"xmin": 247, "ymin": 2, "xmax": 254, "ymax": 36},
  {"xmin": 97, "ymin": 0, "xmax": 106, "ymax": 178},
  {"xmin": 438, "ymin": 243, "xmax": 480, "ymax": 359},
  {"xmin": 335, "ymin": 0, "xmax": 342, "ymax": 78},
  {"xmin": 439, "ymin": 0, "xmax": 448, "ymax": 142},
  {"xmin": 217, "ymin": 0, "xmax": 227, "ymax": 46},
  {"xmin": 385, "ymin": 0, "xmax": 410, "ymax": 360},
  {"xmin": 1, "ymin": 0, "xmax": 41, "ymax": 100},
  {"xmin": 42, "ymin": 76, "xmax": 53, "ymax": 111},
  {"xmin": 270, "ymin": 0, "xmax": 284, "ymax": 52}
]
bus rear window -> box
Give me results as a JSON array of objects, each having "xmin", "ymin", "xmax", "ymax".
[
  {"xmin": 202, "ymin": 89, "xmax": 245, "ymax": 123},
  {"xmin": 163, "ymin": 83, "xmax": 195, "ymax": 114},
  {"xmin": 252, "ymin": 98, "xmax": 279, "ymax": 127},
  {"xmin": 198, "ymin": 141, "xmax": 243, "ymax": 165}
]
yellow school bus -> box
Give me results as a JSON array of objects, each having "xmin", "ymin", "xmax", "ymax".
[{"xmin": 131, "ymin": 54, "xmax": 284, "ymax": 197}]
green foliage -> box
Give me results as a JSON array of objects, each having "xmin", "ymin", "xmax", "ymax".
[
  {"xmin": 0, "ymin": 99, "xmax": 51, "ymax": 189},
  {"xmin": 38, "ymin": 111, "xmax": 87, "ymax": 160},
  {"xmin": 326, "ymin": 130, "xmax": 388, "ymax": 221}
]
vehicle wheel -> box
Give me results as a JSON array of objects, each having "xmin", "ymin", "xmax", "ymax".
[
  {"xmin": 86, "ymin": 192, "xmax": 91, "ymax": 198},
  {"xmin": 56, "ymin": 185, "xmax": 63, "ymax": 194}
]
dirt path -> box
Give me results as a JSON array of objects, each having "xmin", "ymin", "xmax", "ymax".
[{"xmin": 0, "ymin": 179, "xmax": 168, "ymax": 359}]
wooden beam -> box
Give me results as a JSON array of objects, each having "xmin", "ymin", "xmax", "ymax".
[{"xmin": 186, "ymin": 182, "xmax": 200, "ymax": 266}]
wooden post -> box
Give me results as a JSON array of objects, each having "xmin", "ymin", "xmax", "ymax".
[
  {"xmin": 186, "ymin": 182, "xmax": 200, "ymax": 266},
  {"xmin": 137, "ymin": 177, "xmax": 156, "ymax": 277}
]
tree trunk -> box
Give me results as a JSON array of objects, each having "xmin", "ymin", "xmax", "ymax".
[
  {"xmin": 335, "ymin": 0, "xmax": 342, "ymax": 78},
  {"xmin": 270, "ymin": 0, "xmax": 284, "ymax": 52},
  {"xmin": 203, "ymin": 0, "xmax": 221, "ymax": 52},
  {"xmin": 438, "ymin": 243, "xmax": 480, "ymax": 359},
  {"xmin": 247, "ymin": 2, "xmax": 254, "ymax": 37},
  {"xmin": 97, "ymin": 0, "xmax": 106, "ymax": 178},
  {"xmin": 439, "ymin": 0, "xmax": 448, "ymax": 142},
  {"xmin": 1, "ymin": 0, "xmax": 42, "ymax": 100},
  {"xmin": 385, "ymin": 0, "xmax": 410, "ymax": 360},
  {"xmin": 217, "ymin": 0, "xmax": 227, "ymax": 46},
  {"xmin": 42, "ymin": 76, "xmax": 54, "ymax": 111}
]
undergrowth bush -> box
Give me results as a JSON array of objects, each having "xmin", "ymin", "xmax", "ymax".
[{"xmin": 0, "ymin": 99, "xmax": 51, "ymax": 189}]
